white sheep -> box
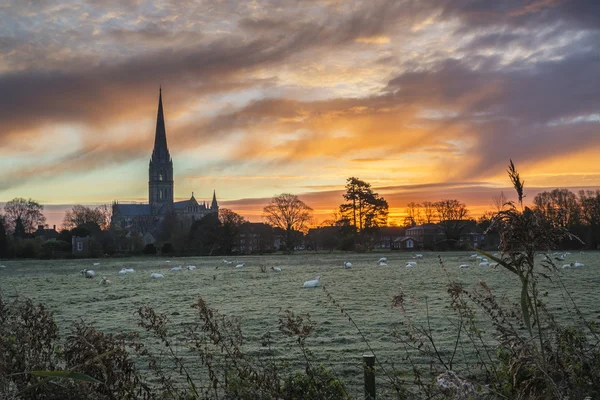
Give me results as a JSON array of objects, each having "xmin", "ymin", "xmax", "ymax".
[
  {"xmin": 151, "ymin": 273, "xmax": 164, "ymax": 279},
  {"xmin": 186, "ymin": 265, "xmax": 197, "ymax": 270},
  {"xmin": 170, "ymin": 266, "xmax": 183, "ymax": 271},
  {"xmin": 414, "ymin": 254, "xmax": 423, "ymax": 259},
  {"xmin": 343, "ymin": 262, "xmax": 352, "ymax": 268},
  {"xmin": 271, "ymin": 266, "xmax": 282, "ymax": 272},
  {"xmin": 378, "ymin": 257, "xmax": 388, "ymax": 263},
  {"xmin": 303, "ymin": 276, "xmax": 320, "ymax": 288},
  {"xmin": 80, "ymin": 269, "xmax": 96, "ymax": 278},
  {"xmin": 235, "ymin": 263, "xmax": 245, "ymax": 268},
  {"xmin": 101, "ymin": 276, "xmax": 111, "ymax": 285}
]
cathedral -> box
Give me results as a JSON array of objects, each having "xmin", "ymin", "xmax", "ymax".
[{"xmin": 111, "ymin": 89, "xmax": 218, "ymax": 239}]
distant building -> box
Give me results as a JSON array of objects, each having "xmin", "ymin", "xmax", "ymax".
[
  {"xmin": 405, "ymin": 224, "xmax": 445, "ymax": 250},
  {"xmin": 392, "ymin": 237, "xmax": 417, "ymax": 250},
  {"xmin": 374, "ymin": 226, "xmax": 405, "ymax": 249},
  {"xmin": 72, "ymin": 236, "xmax": 90, "ymax": 257},
  {"xmin": 111, "ymin": 89, "xmax": 218, "ymax": 239},
  {"xmin": 33, "ymin": 224, "xmax": 59, "ymax": 241}
]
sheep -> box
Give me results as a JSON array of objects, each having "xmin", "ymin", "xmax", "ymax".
[
  {"xmin": 80, "ymin": 269, "xmax": 96, "ymax": 278},
  {"xmin": 271, "ymin": 266, "xmax": 282, "ymax": 272},
  {"xmin": 378, "ymin": 257, "xmax": 388, "ymax": 263},
  {"xmin": 151, "ymin": 273, "xmax": 164, "ymax": 279},
  {"xmin": 414, "ymin": 254, "xmax": 424, "ymax": 259},
  {"xmin": 343, "ymin": 262, "xmax": 352, "ymax": 268},
  {"xmin": 171, "ymin": 266, "xmax": 183, "ymax": 271},
  {"xmin": 101, "ymin": 276, "xmax": 111, "ymax": 285},
  {"xmin": 186, "ymin": 265, "xmax": 197, "ymax": 270}
]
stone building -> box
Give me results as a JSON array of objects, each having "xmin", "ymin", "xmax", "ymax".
[{"xmin": 111, "ymin": 89, "xmax": 218, "ymax": 239}]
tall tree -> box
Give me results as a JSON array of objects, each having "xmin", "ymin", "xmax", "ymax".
[
  {"xmin": 62, "ymin": 204, "xmax": 112, "ymax": 230},
  {"xmin": 263, "ymin": 193, "xmax": 313, "ymax": 252},
  {"xmin": 434, "ymin": 199, "xmax": 470, "ymax": 247},
  {"xmin": 339, "ymin": 177, "xmax": 389, "ymax": 232},
  {"xmin": 3, "ymin": 198, "xmax": 46, "ymax": 233},
  {"xmin": 219, "ymin": 208, "xmax": 246, "ymax": 254}
]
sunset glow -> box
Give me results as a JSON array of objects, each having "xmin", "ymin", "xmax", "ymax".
[{"xmin": 2, "ymin": 0, "xmax": 599, "ymax": 228}]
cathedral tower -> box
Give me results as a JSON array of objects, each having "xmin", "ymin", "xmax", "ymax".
[{"xmin": 149, "ymin": 88, "xmax": 174, "ymax": 215}]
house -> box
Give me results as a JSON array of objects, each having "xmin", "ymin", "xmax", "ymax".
[
  {"xmin": 236, "ymin": 222, "xmax": 277, "ymax": 254},
  {"xmin": 374, "ymin": 226, "xmax": 405, "ymax": 249},
  {"xmin": 392, "ymin": 236, "xmax": 418, "ymax": 250},
  {"xmin": 72, "ymin": 236, "xmax": 91, "ymax": 257},
  {"xmin": 33, "ymin": 225, "xmax": 60, "ymax": 241},
  {"xmin": 405, "ymin": 224, "xmax": 445, "ymax": 250}
]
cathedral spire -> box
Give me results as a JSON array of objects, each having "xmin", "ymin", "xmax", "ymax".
[
  {"xmin": 153, "ymin": 87, "xmax": 169, "ymax": 158},
  {"xmin": 211, "ymin": 190, "xmax": 218, "ymax": 210}
]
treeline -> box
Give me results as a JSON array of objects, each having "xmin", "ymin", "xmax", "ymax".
[{"xmin": 1, "ymin": 183, "xmax": 599, "ymax": 259}]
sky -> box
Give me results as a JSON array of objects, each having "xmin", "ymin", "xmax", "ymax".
[{"xmin": 1, "ymin": 0, "xmax": 600, "ymax": 228}]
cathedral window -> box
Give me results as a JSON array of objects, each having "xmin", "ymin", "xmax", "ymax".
[
  {"xmin": 159, "ymin": 172, "xmax": 163, "ymax": 181},
  {"xmin": 159, "ymin": 189, "xmax": 163, "ymax": 200}
]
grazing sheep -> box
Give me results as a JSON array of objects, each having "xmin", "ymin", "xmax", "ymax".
[
  {"xmin": 93, "ymin": 262, "xmax": 100, "ymax": 266},
  {"xmin": 235, "ymin": 263, "xmax": 245, "ymax": 268},
  {"xmin": 186, "ymin": 265, "xmax": 197, "ymax": 270},
  {"xmin": 171, "ymin": 266, "xmax": 183, "ymax": 271},
  {"xmin": 80, "ymin": 269, "xmax": 96, "ymax": 278},
  {"xmin": 118, "ymin": 269, "xmax": 127, "ymax": 276},
  {"xmin": 479, "ymin": 262, "xmax": 490, "ymax": 267},
  {"xmin": 344, "ymin": 262, "xmax": 352, "ymax": 269},
  {"xmin": 378, "ymin": 257, "xmax": 388, "ymax": 263},
  {"xmin": 459, "ymin": 264, "xmax": 469, "ymax": 269},
  {"xmin": 151, "ymin": 273, "xmax": 164, "ymax": 279},
  {"xmin": 101, "ymin": 276, "xmax": 111, "ymax": 285},
  {"xmin": 573, "ymin": 261, "xmax": 584, "ymax": 268},
  {"xmin": 271, "ymin": 266, "xmax": 282, "ymax": 272},
  {"xmin": 405, "ymin": 263, "xmax": 415, "ymax": 268},
  {"xmin": 414, "ymin": 254, "xmax": 423, "ymax": 259},
  {"xmin": 303, "ymin": 276, "xmax": 320, "ymax": 288}
]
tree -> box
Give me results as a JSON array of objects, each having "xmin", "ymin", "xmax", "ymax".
[
  {"xmin": 13, "ymin": 217, "xmax": 26, "ymax": 239},
  {"xmin": 3, "ymin": 198, "xmax": 46, "ymax": 233},
  {"xmin": 187, "ymin": 213, "xmax": 222, "ymax": 255},
  {"xmin": 339, "ymin": 177, "xmax": 388, "ymax": 232},
  {"xmin": 578, "ymin": 190, "xmax": 600, "ymax": 249},
  {"xmin": 62, "ymin": 204, "xmax": 112, "ymax": 230},
  {"xmin": 434, "ymin": 199, "xmax": 470, "ymax": 247},
  {"xmin": 263, "ymin": 193, "xmax": 313, "ymax": 253},
  {"xmin": 533, "ymin": 189, "xmax": 580, "ymax": 230},
  {"xmin": 0, "ymin": 215, "xmax": 7, "ymax": 257},
  {"xmin": 404, "ymin": 202, "xmax": 421, "ymax": 227},
  {"xmin": 219, "ymin": 209, "xmax": 246, "ymax": 254},
  {"xmin": 492, "ymin": 191, "xmax": 508, "ymax": 212},
  {"xmin": 421, "ymin": 201, "xmax": 437, "ymax": 224}
]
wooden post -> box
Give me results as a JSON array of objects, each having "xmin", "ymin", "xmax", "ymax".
[{"xmin": 363, "ymin": 353, "xmax": 376, "ymax": 399}]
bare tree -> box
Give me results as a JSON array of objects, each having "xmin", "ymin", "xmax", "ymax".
[
  {"xmin": 404, "ymin": 202, "xmax": 422, "ymax": 227},
  {"xmin": 492, "ymin": 191, "xmax": 508, "ymax": 212},
  {"xmin": 3, "ymin": 198, "xmax": 46, "ymax": 233},
  {"xmin": 263, "ymin": 193, "xmax": 313, "ymax": 252},
  {"xmin": 62, "ymin": 204, "xmax": 112, "ymax": 230},
  {"xmin": 421, "ymin": 201, "xmax": 437, "ymax": 224},
  {"xmin": 434, "ymin": 199, "xmax": 470, "ymax": 247}
]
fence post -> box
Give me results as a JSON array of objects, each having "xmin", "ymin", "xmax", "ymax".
[{"xmin": 363, "ymin": 353, "xmax": 376, "ymax": 399}]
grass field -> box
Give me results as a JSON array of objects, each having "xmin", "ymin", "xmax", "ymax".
[{"xmin": 1, "ymin": 251, "xmax": 598, "ymax": 396}]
